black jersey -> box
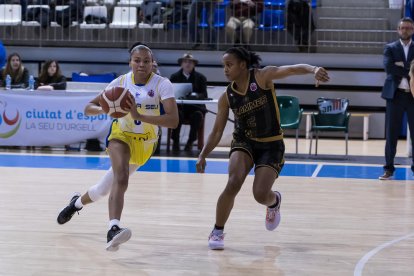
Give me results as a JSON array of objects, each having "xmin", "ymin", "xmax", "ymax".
[{"xmin": 226, "ymin": 69, "xmax": 283, "ymax": 142}]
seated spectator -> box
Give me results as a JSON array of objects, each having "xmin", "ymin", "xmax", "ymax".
[
  {"xmin": 50, "ymin": 0, "xmax": 84, "ymax": 28},
  {"xmin": 0, "ymin": 53, "xmax": 29, "ymax": 89},
  {"xmin": 170, "ymin": 53, "xmax": 208, "ymax": 151},
  {"xmin": 23, "ymin": 0, "xmax": 51, "ymax": 29},
  {"xmin": 287, "ymin": 0, "xmax": 316, "ymax": 52},
  {"xmin": 226, "ymin": 0, "xmax": 263, "ymax": 50},
  {"xmin": 140, "ymin": 0, "xmax": 169, "ymax": 25},
  {"xmin": 36, "ymin": 60, "xmax": 67, "ymax": 90}
]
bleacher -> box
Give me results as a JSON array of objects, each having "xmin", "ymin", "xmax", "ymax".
[{"xmin": 0, "ymin": 0, "xmax": 402, "ymax": 53}]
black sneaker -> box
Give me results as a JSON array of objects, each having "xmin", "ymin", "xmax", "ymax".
[
  {"xmin": 106, "ymin": 225, "xmax": 132, "ymax": 251},
  {"xmin": 57, "ymin": 193, "xmax": 82, "ymax": 224}
]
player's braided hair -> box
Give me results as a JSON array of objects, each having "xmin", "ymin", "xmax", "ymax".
[{"xmin": 224, "ymin": 47, "xmax": 261, "ymax": 69}]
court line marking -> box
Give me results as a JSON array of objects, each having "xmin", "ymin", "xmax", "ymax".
[
  {"xmin": 0, "ymin": 152, "xmax": 408, "ymax": 168},
  {"xmin": 353, "ymin": 232, "xmax": 414, "ymax": 276},
  {"xmin": 311, "ymin": 164, "xmax": 323, "ymax": 178}
]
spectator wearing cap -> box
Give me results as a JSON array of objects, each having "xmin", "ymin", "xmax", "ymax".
[{"xmin": 170, "ymin": 53, "xmax": 208, "ymax": 151}]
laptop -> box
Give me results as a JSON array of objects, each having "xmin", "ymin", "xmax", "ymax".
[{"xmin": 172, "ymin": 83, "xmax": 193, "ymax": 99}]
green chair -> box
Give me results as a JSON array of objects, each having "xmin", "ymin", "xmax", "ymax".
[
  {"xmin": 277, "ymin": 95, "xmax": 303, "ymax": 154},
  {"xmin": 309, "ymin": 98, "xmax": 351, "ymax": 156}
]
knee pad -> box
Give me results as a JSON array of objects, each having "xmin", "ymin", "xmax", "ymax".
[{"xmin": 88, "ymin": 164, "xmax": 139, "ymax": 202}]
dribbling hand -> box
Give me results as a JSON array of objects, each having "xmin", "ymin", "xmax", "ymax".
[
  {"xmin": 125, "ymin": 93, "xmax": 142, "ymax": 120},
  {"xmin": 196, "ymin": 157, "xmax": 206, "ymax": 173}
]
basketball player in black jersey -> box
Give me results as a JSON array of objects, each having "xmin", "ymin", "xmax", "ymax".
[{"xmin": 196, "ymin": 47, "xmax": 329, "ymax": 250}]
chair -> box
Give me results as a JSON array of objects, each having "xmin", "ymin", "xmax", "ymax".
[
  {"xmin": 264, "ymin": 0, "xmax": 286, "ymax": 8},
  {"xmin": 80, "ymin": 6, "xmax": 108, "ymax": 29},
  {"xmin": 277, "ymin": 95, "xmax": 303, "ymax": 154},
  {"xmin": 309, "ymin": 98, "xmax": 351, "ymax": 156},
  {"xmin": 198, "ymin": 6, "xmax": 209, "ymax": 28},
  {"xmin": 22, "ymin": 5, "xmax": 50, "ymax": 27},
  {"xmin": 166, "ymin": 116, "xmax": 205, "ymax": 152},
  {"xmin": 258, "ymin": 9, "xmax": 285, "ymax": 30},
  {"xmin": 117, "ymin": 0, "xmax": 143, "ymax": 6},
  {"xmin": 166, "ymin": 83, "xmax": 205, "ymax": 152},
  {"xmin": 109, "ymin": 6, "xmax": 137, "ymax": 28},
  {"xmin": 213, "ymin": 5, "xmax": 227, "ymax": 28},
  {"xmin": 0, "ymin": 4, "xmax": 22, "ymax": 26},
  {"xmin": 198, "ymin": 3, "xmax": 227, "ymax": 28}
]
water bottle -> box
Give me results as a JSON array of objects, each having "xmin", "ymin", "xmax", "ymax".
[
  {"xmin": 5, "ymin": 74, "xmax": 11, "ymax": 90},
  {"xmin": 28, "ymin": 75, "xmax": 35, "ymax": 91}
]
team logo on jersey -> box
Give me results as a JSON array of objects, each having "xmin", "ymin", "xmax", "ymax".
[
  {"xmin": 0, "ymin": 100, "xmax": 21, "ymax": 139},
  {"xmin": 135, "ymin": 92, "xmax": 140, "ymax": 97},
  {"xmin": 147, "ymin": 89, "xmax": 155, "ymax": 97},
  {"xmin": 250, "ymin": 82, "xmax": 257, "ymax": 91}
]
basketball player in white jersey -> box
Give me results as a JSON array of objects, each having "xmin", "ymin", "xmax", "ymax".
[{"xmin": 57, "ymin": 45, "xmax": 179, "ymax": 251}]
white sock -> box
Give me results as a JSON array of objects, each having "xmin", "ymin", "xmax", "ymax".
[
  {"xmin": 109, "ymin": 219, "xmax": 120, "ymax": 230},
  {"xmin": 74, "ymin": 197, "xmax": 83, "ymax": 209}
]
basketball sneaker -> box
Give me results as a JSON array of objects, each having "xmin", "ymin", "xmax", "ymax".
[
  {"xmin": 265, "ymin": 191, "xmax": 282, "ymax": 231},
  {"xmin": 106, "ymin": 225, "xmax": 132, "ymax": 252},
  {"xmin": 208, "ymin": 231, "xmax": 225, "ymax": 250},
  {"xmin": 57, "ymin": 193, "xmax": 82, "ymax": 225}
]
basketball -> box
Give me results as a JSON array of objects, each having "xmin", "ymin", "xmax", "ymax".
[{"xmin": 99, "ymin": 87, "xmax": 131, "ymax": 118}]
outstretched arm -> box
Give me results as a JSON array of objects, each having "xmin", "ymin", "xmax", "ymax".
[
  {"xmin": 257, "ymin": 64, "xmax": 330, "ymax": 88},
  {"xmin": 196, "ymin": 93, "xmax": 230, "ymax": 173}
]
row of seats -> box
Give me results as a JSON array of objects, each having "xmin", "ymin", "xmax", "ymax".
[
  {"xmin": 0, "ymin": 4, "xmax": 140, "ymax": 29},
  {"xmin": 278, "ymin": 95, "xmax": 350, "ymax": 156},
  {"xmin": 0, "ymin": 1, "xmax": 317, "ymax": 29}
]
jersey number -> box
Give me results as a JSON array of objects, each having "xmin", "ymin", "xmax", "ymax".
[{"xmin": 134, "ymin": 120, "xmax": 141, "ymax": 125}]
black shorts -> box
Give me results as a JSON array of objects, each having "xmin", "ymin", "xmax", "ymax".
[{"xmin": 230, "ymin": 136, "xmax": 285, "ymax": 176}]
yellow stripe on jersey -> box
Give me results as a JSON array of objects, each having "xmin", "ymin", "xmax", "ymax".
[{"xmin": 249, "ymin": 134, "xmax": 283, "ymax": 142}]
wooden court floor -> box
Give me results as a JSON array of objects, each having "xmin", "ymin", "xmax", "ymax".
[{"xmin": 1, "ymin": 153, "xmax": 414, "ymax": 276}]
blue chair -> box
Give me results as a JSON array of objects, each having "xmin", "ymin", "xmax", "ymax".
[
  {"xmin": 311, "ymin": 0, "xmax": 317, "ymax": 8},
  {"xmin": 72, "ymin": 72, "xmax": 116, "ymax": 83},
  {"xmin": 213, "ymin": 5, "xmax": 226, "ymax": 28},
  {"xmin": 258, "ymin": 9, "xmax": 285, "ymax": 30},
  {"xmin": 264, "ymin": 0, "xmax": 286, "ymax": 8},
  {"xmin": 198, "ymin": 7, "xmax": 209, "ymax": 28},
  {"xmin": 199, "ymin": 5, "xmax": 227, "ymax": 28}
]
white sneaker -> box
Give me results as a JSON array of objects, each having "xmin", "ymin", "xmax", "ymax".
[
  {"xmin": 265, "ymin": 191, "xmax": 281, "ymax": 231},
  {"xmin": 208, "ymin": 231, "xmax": 225, "ymax": 250}
]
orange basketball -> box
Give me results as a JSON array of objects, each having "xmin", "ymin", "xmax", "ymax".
[{"xmin": 99, "ymin": 87, "xmax": 131, "ymax": 118}]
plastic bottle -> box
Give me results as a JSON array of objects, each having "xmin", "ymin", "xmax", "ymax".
[
  {"xmin": 28, "ymin": 75, "xmax": 35, "ymax": 91},
  {"xmin": 5, "ymin": 74, "xmax": 11, "ymax": 90}
]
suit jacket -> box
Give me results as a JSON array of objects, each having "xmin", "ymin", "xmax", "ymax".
[{"xmin": 382, "ymin": 40, "xmax": 414, "ymax": 100}]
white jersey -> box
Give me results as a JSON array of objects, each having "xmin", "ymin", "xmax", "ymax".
[{"xmin": 106, "ymin": 72, "xmax": 175, "ymax": 140}]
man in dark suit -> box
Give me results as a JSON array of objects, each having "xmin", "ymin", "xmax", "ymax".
[
  {"xmin": 170, "ymin": 53, "xmax": 208, "ymax": 151},
  {"xmin": 380, "ymin": 17, "xmax": 414, "ymax": 180}
]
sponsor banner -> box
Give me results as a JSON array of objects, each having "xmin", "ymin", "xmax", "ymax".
[{"xmin": 0, "ymin": 91, "xmax": 112, "ymax": 146}]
